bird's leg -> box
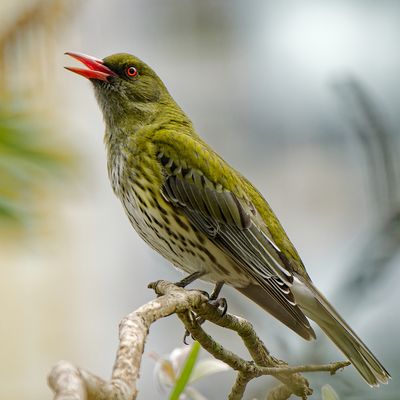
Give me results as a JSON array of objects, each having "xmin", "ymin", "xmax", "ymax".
[
  {"xmin": 210, "ymin": 281, "xmax": 224, "ymax": 300},
  {"xmin": 196, "ymin": 281, "xmax": 227, "ymax": 323},
  {"xmin": 208, "ymin": 281, "xmax": 227, "ymax": 316},
  {"xmin": 174, "ymin": 271, "xmax": 205, "ymax": 288}
]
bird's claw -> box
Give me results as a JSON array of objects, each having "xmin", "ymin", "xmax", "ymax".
[
  {"xmin": 158, "ymin": 279, "xmax": 227, "ymax": 345},
  {"xmin": 181, "ymin": 295, "xmax": 228, "ymax": 345},
  {"xmin": 183, "ymin": 328, "xmax": 192, "ymax": 345},
  {"xmin": 208, "ymin": 297, "xmax": 228, "ymax": 317},
  {"xmin": 183, "ymin": 311, "xmax": 197, "ymax": 345}
]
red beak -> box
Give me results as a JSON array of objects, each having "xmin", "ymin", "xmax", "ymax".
[{"xmin": 64, "ymin": 52, "xmax": 117, "ymax": 81}]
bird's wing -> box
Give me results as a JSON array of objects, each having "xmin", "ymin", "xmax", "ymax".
[{"xmin": 154, "ymin": 137, "xmax": 313, "ymax": 338}]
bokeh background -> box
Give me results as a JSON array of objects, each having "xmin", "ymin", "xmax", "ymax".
[{"xmin": 1, "ymin": 0, "xmax": 399, "ymax": 399}]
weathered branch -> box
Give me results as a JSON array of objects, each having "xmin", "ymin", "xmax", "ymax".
[
  {"xmin": 229, "ymin": 371, "xmax": 252, "ymax": 400},
  {"xmin": 48, "ymin": 280, "xmax": 350, "ymax": 400}
]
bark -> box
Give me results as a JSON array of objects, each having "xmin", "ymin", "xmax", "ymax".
[{"xmin": 48, "ymin": 280, "xmax": 349, "ymax": 400}]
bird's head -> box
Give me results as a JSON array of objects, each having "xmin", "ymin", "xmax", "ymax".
[{"xmin": 65, "ymin": 52, "xmax": 171, "ymax": 128}]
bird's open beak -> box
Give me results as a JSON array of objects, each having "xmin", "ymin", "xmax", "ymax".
[{"xmin": 64, "ymin": 52, "xmax": 117, "ymax": 81}]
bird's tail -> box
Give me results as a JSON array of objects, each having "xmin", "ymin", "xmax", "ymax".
[{"xmin": 295, "ymin": 279, "xmax": 391, "ymax": 386}]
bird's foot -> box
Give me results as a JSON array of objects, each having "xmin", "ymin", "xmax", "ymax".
[
  {"xmin": 182, "ymin": 296, "xmax": 228, "ymax": 344},
  {"xmin": 205, "ymin": 281, "xmax": 227, "ymax": 317},
  {"xmin": 183, "ymin": 311, "xmax": 198, "ymax": 345},
  {"xmin": 182, "ymin": 281, "xmax": 226, "ymax": 344},
  {"xmin": 208, "ymin": 297, "xmax": 228, "ymax": 317}
]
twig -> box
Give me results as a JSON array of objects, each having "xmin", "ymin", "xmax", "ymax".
[
  {"xmin": 229, "ymin": 372, "xmax": 252, "ymax": 400},
  {"xmin": 48, "ymin": 280, "xmax": 350, "ymax": 400}
]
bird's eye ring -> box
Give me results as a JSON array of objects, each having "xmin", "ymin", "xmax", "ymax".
[{"xmin": 126, "ymin": 66, "xmax": 138, "ymax": 77}]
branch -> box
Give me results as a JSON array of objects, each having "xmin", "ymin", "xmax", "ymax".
[{"xmin": 48, "ymin": 280, "xmax": 350, "ymax": 400}]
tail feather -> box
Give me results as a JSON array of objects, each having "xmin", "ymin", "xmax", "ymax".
[
  {"xmin": 237, "ymin": 284, "xmax": 316, "ymax": 341},
  {"xmin": 295, "ymin": 279, "xmax": 391, "ymax": 386},
  {"xmin": 315, "ymin": 310, "xmax": 389, "ymax": 385}
]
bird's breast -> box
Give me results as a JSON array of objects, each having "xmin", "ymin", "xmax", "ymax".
[
  {"xmin": 108, "ymin": 152, "xmax": 125, "ymax": 195},
  {"xmin": 107, "ymin": 154, "xmax": 249, "ymax": 286}
]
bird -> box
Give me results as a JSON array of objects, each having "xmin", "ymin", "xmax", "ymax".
[{"xmin": 65, "ymin": 51, "xmax": 390, "ymax": 386}]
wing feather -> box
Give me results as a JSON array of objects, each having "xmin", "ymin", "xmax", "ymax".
[{"xmin": 158, "ymin": 151, "xmax": 313, "ymax": 338}]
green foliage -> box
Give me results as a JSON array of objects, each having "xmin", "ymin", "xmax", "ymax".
[
  {"xmin": 169, "ymin": 341, "xmax": 201, "ymax": 400},
  {"xmin": 0, "ymin": 104, "xmax": 73, "ymax": 229}
]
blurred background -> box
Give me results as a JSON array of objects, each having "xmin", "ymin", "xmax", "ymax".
[{"xmin": 1, "ymin": 0, "xmax": 399, "ymax": 399}]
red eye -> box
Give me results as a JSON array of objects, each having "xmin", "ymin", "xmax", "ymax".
[{"xmin": 126, "ymin": 66, "xmax": 138, "ymax": 77}]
